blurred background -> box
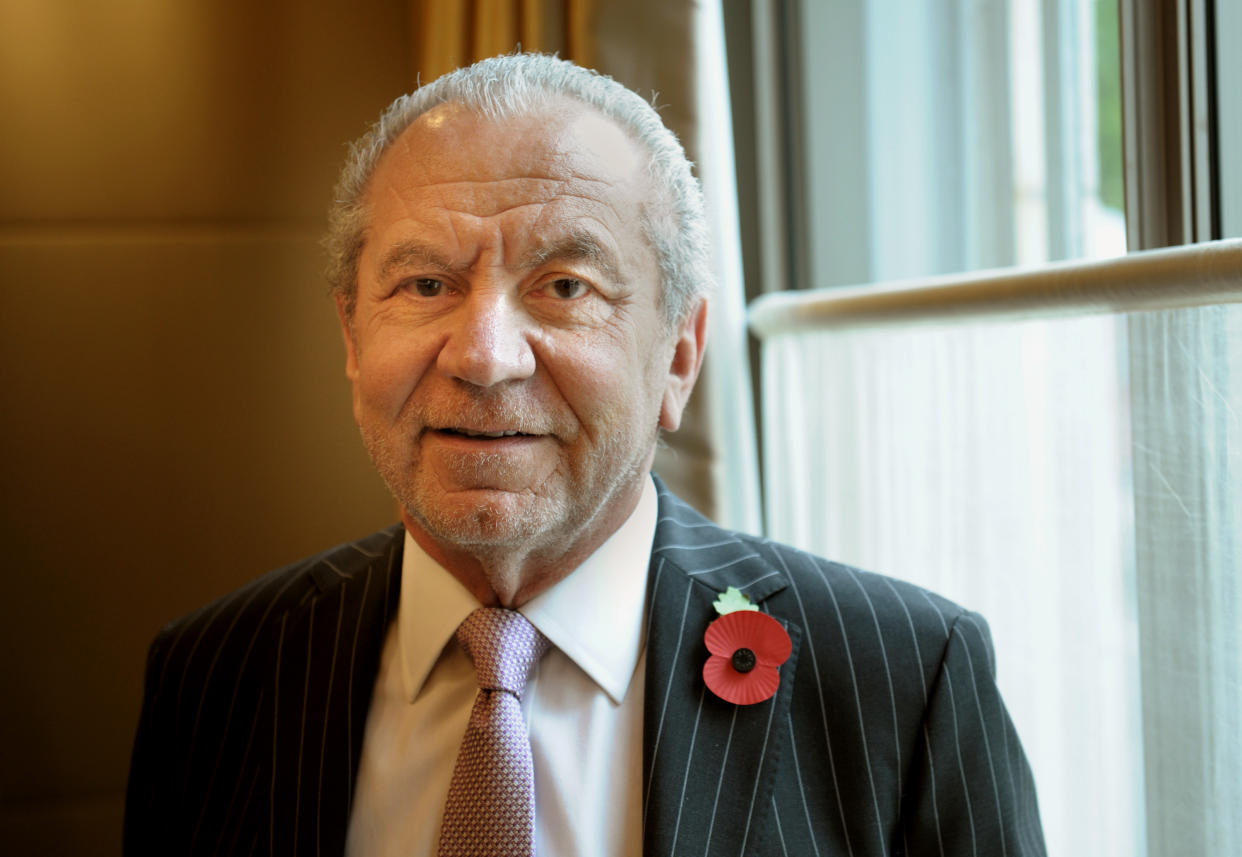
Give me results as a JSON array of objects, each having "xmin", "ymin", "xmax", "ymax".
[{"xmin": 0, "ymin": 2, "xmax": 406, "ymax": 852}]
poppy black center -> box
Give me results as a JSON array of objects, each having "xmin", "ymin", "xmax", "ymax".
[{"xmin": 731, "ymin": 647, "xmax": 757, "ymax": 673}]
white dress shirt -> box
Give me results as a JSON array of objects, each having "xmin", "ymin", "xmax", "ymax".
[{"xmin": 345, "ymin": 476, "xmax": 657, "ymax": 857}]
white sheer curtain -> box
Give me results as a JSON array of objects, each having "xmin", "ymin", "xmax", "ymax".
[
  {"xmin": 1129, "ymin": 306, "xmax": 1242, "ymax": 856},
  {"xmin": 759, "ymin": 264, "xmax": 1242, "ymax": 857},
  {"xmin": 762, "ymin": 314, "xmax": 1144, "ymax": 856}
]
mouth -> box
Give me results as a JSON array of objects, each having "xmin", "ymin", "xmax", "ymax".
[{"xmin": 433, "ymin": 428, "xmax": 538, "ymax": 439}]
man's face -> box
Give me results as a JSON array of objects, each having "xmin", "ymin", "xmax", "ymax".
[{"xmin": 340, "ymin": 101, "xmax": 704, "ymax": 569}]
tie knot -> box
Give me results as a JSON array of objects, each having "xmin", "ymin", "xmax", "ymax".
[{"xmin": 456, "ymin": 608, "xmax": 550, "ymax": 696}]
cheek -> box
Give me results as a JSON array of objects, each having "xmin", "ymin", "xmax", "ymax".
[
  {"xmin": 355, "ymin": 336, "xmax": 434, "ymax": 415},
  {"xmin": 548, "ymin": 333, "xmax": 668, "ymax": 429}
]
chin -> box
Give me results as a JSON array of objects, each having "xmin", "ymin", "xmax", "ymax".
[{"xmin": 406, "ymin": 485, "xmax": 572, "ymax": 551}]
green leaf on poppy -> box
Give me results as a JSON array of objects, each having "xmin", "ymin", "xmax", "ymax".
[{"xmin": 713, "ymin": 586, "xmax": 759, "ymax": 616}]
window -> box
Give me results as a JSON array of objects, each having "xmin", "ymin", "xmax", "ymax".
[{"xmin": 732, "ymin": 1, "xmax": 1242, "ymax": 854}]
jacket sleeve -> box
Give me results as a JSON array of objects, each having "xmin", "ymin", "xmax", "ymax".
[
  {"xmin": 899, "ymin": 610, "xmax": 1047, "ymax": 856},
  {"xmin": 123, "ymin": 630, "xmax": 175, "ymax": 856}
]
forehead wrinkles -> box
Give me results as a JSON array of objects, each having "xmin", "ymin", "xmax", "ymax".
[
  {"xmin": 375, "ymin": 172, "xmax": 631, "ymax": 269},
  {"xmin": 411, "ymin": 172, "xmax": 619, "ymax": 217},
  {"xmin": 366, "ymin": 110, "xmax": 653, "ymax": 274}
]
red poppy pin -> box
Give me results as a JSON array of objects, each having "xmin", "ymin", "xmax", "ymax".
[{"xmin": 702, "ymin": 586, "xmax": 793, "ymax": 705}]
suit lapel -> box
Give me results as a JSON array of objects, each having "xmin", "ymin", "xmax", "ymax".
[
  {"xmin": 643, "ymin": 482, "xmax": 802, "ymax": 857},
  {"xmin": 268, "ymin": 526, "xmax": 403, "ymax": 855}
]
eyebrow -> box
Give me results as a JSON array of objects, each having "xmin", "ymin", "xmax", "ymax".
[
  {"xmin": 377, "ymin": 230, "xmax": 623, "ymax": 284},
  {"xmin": 521, "ymin": 231, "xmax": 623, "ymax": 284},
  {"xmin": 378, "ymin": 241, "xmax": 462, "ymax": 280}
]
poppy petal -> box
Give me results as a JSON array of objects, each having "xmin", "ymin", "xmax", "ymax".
[
  {"xmin": 704, "ymin": 610, "xmax": 792, "ymax": 665},
  {"xmin": 703, "ymin": 657, "xmax": 781, "ymax": 705}
]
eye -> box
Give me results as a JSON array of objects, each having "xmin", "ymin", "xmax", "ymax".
[
  {"xmin": 408, "ymin": 278, "xmax": 444, "ymax": 297},
  {"xmin": 547, "ymin": 278, "xmax": 588, "ymax": 300}
]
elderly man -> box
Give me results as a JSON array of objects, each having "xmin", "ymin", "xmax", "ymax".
[{"xmin": 125, "ymin": 54, "xmax": 1045, "ymax": 856}]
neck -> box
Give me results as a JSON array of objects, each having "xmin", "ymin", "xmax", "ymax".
[{"xmin": 401, "ymin": 480, "xmax": 644, "ymax": 608}]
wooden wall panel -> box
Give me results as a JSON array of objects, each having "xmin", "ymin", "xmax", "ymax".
[{"xmin": 0, "ymin": 1, "xmax": 412, "ymax": 853}]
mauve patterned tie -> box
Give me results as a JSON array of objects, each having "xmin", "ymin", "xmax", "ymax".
[{"xmin": 438, "ymin": 608, "xmax": 551, "ymax": 857}]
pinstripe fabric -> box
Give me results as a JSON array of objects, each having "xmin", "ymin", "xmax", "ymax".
[
  {"xmin": 124, "ymin": 526, "xmax": 402, "ymax": 856},
  {"xmin": 125, "ymin": 477, "xmax": 1044, "ymax": 855},
  {"xmin": 642, "ymin": 481, "xmax": 1046, "ymax": 857}
]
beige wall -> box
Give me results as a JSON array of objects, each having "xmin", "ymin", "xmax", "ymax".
[{"xmin": 0, "ymin": 2, "xmax": 411, "ymax": 853}]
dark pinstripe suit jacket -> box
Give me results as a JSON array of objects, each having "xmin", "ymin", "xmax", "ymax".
[{"xmin": 125, "ymin": 478, "xmax": 1045, "ymax": 855}]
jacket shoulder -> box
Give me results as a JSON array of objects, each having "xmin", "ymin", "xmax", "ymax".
[
  {"xmin": 142, "ymin": 524, "xmax": 403, "ymax": 714},
  {"xmin": 653, "ymin": 478, "xmax": 970, "ymax": 635},
  {"xmin": 125, "ymin": 525, "xmax": 403, "ymax": 854},
  {"xmin": 749, "ymin": 536, "xmax": 972, "ymax": 636}
]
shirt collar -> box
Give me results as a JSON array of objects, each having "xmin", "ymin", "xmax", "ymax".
[{"xmin": 398, "ymin": 474, "xmax": 658, "ymax": 705}]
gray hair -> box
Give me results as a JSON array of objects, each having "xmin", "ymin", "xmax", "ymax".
[{"xmin": 324, "ymin": 53, "xmax": 712, "ymax": 325}]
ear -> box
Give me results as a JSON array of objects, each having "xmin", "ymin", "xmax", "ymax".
[
  {"xmin": 335, "ymin": 294, "xmax": 359, "ymax": 382},
  {"xmin": 659, "ymin": 297, "xmax": 708, "ymax": 431}
]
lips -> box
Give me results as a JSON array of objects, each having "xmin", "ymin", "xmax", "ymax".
[{"xmin": 434, "ymin": 428, "xmax": 537, "ymax": 439}]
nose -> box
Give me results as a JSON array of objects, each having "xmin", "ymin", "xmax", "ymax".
[{"xmin": 436, "ymin": 290, "xmax": 536, "ymax": 387}]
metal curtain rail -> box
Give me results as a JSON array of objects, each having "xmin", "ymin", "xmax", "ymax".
[{"xmin": 748, "ymin": 238, "xmax": 1242, "ymax": 339}]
